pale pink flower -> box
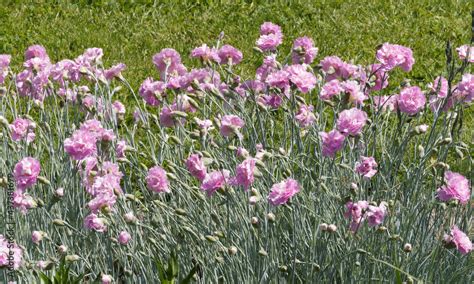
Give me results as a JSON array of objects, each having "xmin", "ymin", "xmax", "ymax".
[
  {"xmin": 64, "ymin": 130, "xmax": 97, "ymax": 160},
  {"xmin": 104, "ymin": 63, "xmax": 126, "ymax": 81},
  {"xmin": 12, "ymin": 190, "xmax": 36, "ymax": 214},
  {"xmin": 295, "ymin": 104, "xmax": 316, "ymax": 128},
  {"xmin": 0, "ymin": 235, "xmax": 22, "ymax": 269},
  {"xmin": 186, "ymin": 154, "xmax": 207, "ymax": 181},
  {"xmin": 336, "ymin": 108, "xmax": 368, "ymax": 136},
  {"xmin": 319, "ymin": 130, "xmax": 345, "ymax": 158},
  {"xmin": 444, "ymin": 226, "xmax": 473, "ymax": 255},
  {"xmin": 286, "ymin": 64, "xmax": 317, "ymax": 93},
  {"xmin": 14, "ymin": 157, "xmax": 41, "ymax": 191},
  {"xmin": 320, "ymin": 56, "xmax": 357, "ymax": 81},
  {"xmin": 116, "ymin": 140, "xmax": 127, "ymax": 158},
  {"xmin": 256, "ymin": 22, "xmax": 283, "ymax": 51},
  {"xmin": 84, "ymin": 213, "xmax": 107, "ymax": 232},
  {"xmin": 268, "ymin": 179, "xmax": 300, "ymax": 206},
  {"xmin": 292, "ymin": 36, "xmax": 318, "ymax": 64},
  {"xmin": 118, "ymin": 231, "xmax": 131, "ymax": 245},
  {"xmin": 139, "ymin": 78, "xmax": 166, "ymax": 106},
  {"xmin": 344, "ymin": 200, "xmax": 369, "ymax": 232},
  {"xmin": 101, "ymin": 274, "xmax": 113, "ymax": 284},
  {"xmin": 201, "ymin": 170, "xmax": 230, "ymax": 196},
  {"xmin": 376, "ymin": 43, "xmax": 414, "ymax": 72},
  {"xmin": 25, "ymin": 45, "xmax": 50, "ymax": 61},
  {"xmin": 355, "ymin": 156, "xmax": 378, "ymax": 179},
  {"xmin": 191, "ymin": 44, "xmax": 220, "ymax": 63},
  {"xmin": 437, "ymin": 171, "xmax": 470, "ymax": 205},
  {"xmin": 0, "ymin": 54, "xmax": 11, "ymax": 84},
  {"xmin": 397, "ymin": 86, "xmax": 426, "ymax": 115},
  {"xmin": 146, "ymin": 166, "xmax": 170, "ymax": 193},
  {"xmin": 10, "ymin": 118, "xmax": 36, "ymax": 143},
  {"xmin": 231, "ymin": 158, "xmax": 256, "ymax": 190},
  {"xmin": 218, "ymin": 45, "xmax": 243, "ymax": 65},
  {"xmin": 32, "ymin": 231, "xmax": 44, "ymax": 244},
  {"xmin": 366, "ymin": 202, "xmax": 387, "ymax": 227},
  {"xmin": 220, "ymin": 115, "xmax": 245, "ymax": 138},
  {"xmin": 341, "ymin": 80, "xmax": 367, "ymax": 106},
  {"xmin": 456, "ymin": 45, "xmax": 474, "ymax": 63},
  {"xmin": 152, "ymin": 48, "xmax": 183, "ymax": 74},
  {"xmin": 458, "ymin": 74, "xmax": 474, "ymax": 103},
  {"xmin": 372, "ymin": 95, "xmax": 398, "ymax": 112},
  {"xmin": 320, "ymin": 79, "xmax": 343, "ymax": 101}
]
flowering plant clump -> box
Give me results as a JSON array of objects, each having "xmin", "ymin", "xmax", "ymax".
[{"xmin": 0, "ymin": 20, "xmax": 472, "ymax": 283}]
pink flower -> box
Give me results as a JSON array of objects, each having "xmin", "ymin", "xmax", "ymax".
[
  {"xmin": 437, "ymin": 171, "xmax": 470, "ymax": 205},
  {"xmin": 159, "ymin": 106, "xmax": 176, "ymax": 128},
  {"xmin": 152, "ymin": 48, "xmax": 183, "ymax": 75},
  {"xmin": 341, "ymin": 80, "xmax": 367, "ymax": 106},
  {"xmin": 195, "ymin": 118, "xmax": 213, "ymax": 131},
  {"xmin": 104, "ymin": 63, "xmax": 126, "ymax": 81},
  {"xmin": 428, "ymin": 76, "xmax": 448, "ymax": 98},
  {"xmin": 295, "ymin": 104, "xmax": 316, "ymax": 128},
  {"xmin": 456, "ymin": 45, "xmax": 474, "ymax": 63},
  {"xmin": 101, "ymin": 274, "xmax": 113, "ymax": 284},
  {"xmin": 286, "ymin": 64, "xmax": 317, "ymax": 93},
  {"xmin": 355, "ymin": 156, "xmax": 378, "ymax": 179},
  {"xmin": 186, "ymin": 154, "xmax": 207, "ymax": 181},
  {"xmin": 256, "ymin": 22, "xmax": 283, "ymax": 51},
  {"xmin": 366, "ymin": 202, "xmax": 387, "ymax": 227},
  {"xmin": 118, "ymin": 231, "xmax": 131, "ymax": 245},
  {"xmin": 458, "ymin": 74, "xmax": 474, "ymax": 103},
  {"xmin": 82, "ymin": 47, "xmax": 104, "ymax": 64},
  {"xmin": 376, "ymin": 43, "xmax": 414, "ymax": 72},
  {"xmin": 220, "ymin": 115, "xmax": 245, "ymax": 138},
  {"xmin": 84, "ymin": 213, "xmax": 107, "ymax": 232},
  {"xmin": 266, "ymin": 70, "xmax": 290, "ymax": 91},
  {"xmin": 10, "ymin": 118, "xmax": 36, "ymax": 143},
  {"xmin": 367, "ymin": 64, "xmax": 389, "ymax": 91},
  {"xmin": 397, "ymin": 86, "xmax": 426, "ymax": 115},
  {"xmin": 32, "ymin": 231, "xmax": 44, "ymax": 244},
  {"xmin": 0, "ymin": 54, "xmax": 11, "ymax": 84},
  {"xmin": 64, "ymin": 130, "xmax": 97, "ymax": 160},
  {"xmin": 292, "ymin": 36, "xmax": 318, "ymax": 64},
  {"xmin": 319, "ymin": 130, "xmax": 345, "ymax": 158},
  {"xmin": 201, "ymin": 170, "xmax": 230, "ymax": 196},
  {"xmin": 344, "ymin": 200, "xmax": 368, "ymax": 232},
  {"xmin": 116, "ymin": 140, "xmax": 127, "ymax": 158},
  {"xmin": 146, "ymin": 166, "xmax": 170, "ymax": 193},
  {"xmin": 258, "ymin": 94, "xmax": 283, "ymax": 109},
  {"xmin": 14, "ymin": 157, "xmax": 41, "ymax": 191},
  {"xmin": 320, "ymin": 56, "xmax": 358, "ymax": 81},
  {"xmin": 444, "ymin": 226, "xmax": 473, "ymax": 255},
  {"xmin": 336, "ymin": 108, "xmax": 368, "ymax": 136},
  {"xmin": 256, "ymin": 55, "xmax": 278, "ymax": 81},
  {"xmin": 268, "ymin": 178, "xmax": 300, "ymax": 206},
  {"xmin": 218, "ymin": 45, "xmax": 243, "ymax": 65},
  {"xmin": 139, "ymin": 78, "xmax": 166, "ymax": 106},
  {"xmin": 0, "ymin": 234, "xmax": 23, "ymax": 269},
  {"xmin": 320, "ymin": 79, "xmax": 343, "ymax": 101},
  {"xmin": 373, "ymin": 95, "xmax": 398, "ymax": 112},
  {"xmin": 232, "ymin": 158, "xmax": 256, "ymax": 190},
  {"xmin": 12, "ymin": 190, "xmax": 36, "ymax": 214},
  {"xmin": 24, "ymin": 45, "xmax": 50, "ymax": 61},
  {"xmin": 87, "ymin": 190, "xmax": 117, "ymax": 213},
  {"xmin": 191, "ymin": 44, "xmax": 220, "ymax": 63}
]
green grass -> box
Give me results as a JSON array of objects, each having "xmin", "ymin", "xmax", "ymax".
[{"xmin": 0, "ymin": 0, "xmax": 472, "ymax": 93}]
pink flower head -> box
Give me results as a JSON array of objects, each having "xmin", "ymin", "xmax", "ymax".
[
  {"xmin": 118, "ymin": 231, "xmax": 131, "ymax": 245},
  {"xmin": 437, "ymin": 171, "xmax": 470, "ymax": 205},
  {"xmin": 292, "ymin": 36, "xmax": 318, "ymax": 64},
  {"xmin": 295, "ymin": 104, "xmax": 316, "ymax": 128},
  {"xmin": 191, "ymin": 44, "xmax": 220, "ymax": 63},
  {"xmin": 320, "ymin": 56, "xmax": 358, "ymax": 81},
  {"xmin": 186, "ymin": 154, "xmax": 207, "ymax": 181},
  {"xmin": 456, "ymin": 45, "xmax": 474, "ymax": 63},
  {"xmin": 319, "ymin": 130, "xmax": 345, "ymax": 158},
  {"xmin": 64, "ymin": 130, "xmax": 97, "ymax": 160},
  {"xmin": 87, "ymin": 190, "xmax": 117, "ymax": 213},
  {"xmin": 104, "ymin": 63, "xmax": 126, "ymax": 81},
  {"xmin": 139, "ymin": 78, "xmax": 166, "ymax": 106},
  {"xmin": 84, "ymin": 213, "xmax": 107, "ymax": 232},
  {"xmin": 217, "ymin": 45, "xmax": 243, "ymax": 65},
  {"xmin": 268, "ymin": 178, "xmax": 300, "ymax": 206},
  {"xmin": 0, "ymin": 234, "xmax": 23, "ymax": 269},
  {"xmin": 444, "ymin": 226, "xmax": 473, "ymax": 255},
  {"xmin": 428, "ymin": 76, "xmax": 448, "ymax": 98},
  {"xmin": 159, "ymin": 106, "xmax": 176, "ymax": 128},
  {"xmin": 458, "ymin": 74, "xmax": 474, "ymax": 103},
  {"xmin": 397, "ymin": 86, "xmax": 426, "ymax": 115},
  {"xmin": 220, "ymin": 115, "xmax": 245, "ymax": 138},
  {"xmin": 376, "ymin": 43, "xmax": 414, "ymax": 72},
  {"xmin": 355, "ymin": 156, "xmax": 378, "ymax": 179},
  {"xmin": 195, "ymin": 118, "xmax": 213, "ymax": 131},
  {"xmin": 0, "ymin": 54, "xmax": 11, "ymax": 84},
  {"xmin": 285, "ymin": 64, "xmax": 317, "ymax": 93},
  {"xmin": 344, "ymin": 200, "xmax": 369, "ymax": 232},
  {"xmin": 258, "ymin": 94, "xmax": 283, "ymax": 109},
  {"xmin": 101, "ymin": 274, "xmax": 113, "ymax": 284},
  {"xmin": 373, "ymin": 95, "xmax": 398, "ymax": 112},
  {"xmin": 146, "ymin": 166, "xmax": 170, "ymax": 193},
  {"xmin": 367, "ymin": 64, "xmax": 389, "ymax": 91},
  {"xmin": 256, "ymin": 55, "xmax": 278, "ymax": 81},
  {"xmin": 266, "ymin": 70, "xmax": 290, "ymax": 92},
  {"xmin": 232, "ymin": 158, "xmax": 256, "ymax": 190},
  {"xmin": 24, "ymin": 45, "xmax": 50, "ymax": 61},
  {"xmin": 152, "ymin": 48, "xmax": 183, "ymax": 74},
  {"xmin": 12, "ymin": 190, "xmax": 36, "ymax": 214},
  {"xmin": 83, "ymin": 48, "xmax": 104, "ymax": 64},
  {"xmin": 112, "ymin": 100, "xmax": 126, "ymax": 116},
  {"xmin": 201, "ymin": 170, "xmax": 230, "ymax": 196},
  {"xmin": 14, "ymin": 157, "xmax": 40, "ymax": 191},
  {"xmin": 366, "ymin": 202, "xmax": 387, "ymax": 227},
  {"xmin": 116, "ymin": 140, "xmax": 127, "ymax": 158},
  {"xmin": 336, "ymin": 108, "xmax": 368, "ymax": 137},
  {"xmin": 31, "ymin": 230, "xmax": 44, "ymax": 244},
  {"xmin": 341, "ymin": 80, "xmax": 368, "ymax": 106},
  {"xmin": 257, "ymin": 22, "xmax": 283, "ymax": 51},
  {"xmin": 10, "ymin": 118, "xmax": 36, "ymax": 143},
  {"xmin": 320, "ymin": 79, "xmax": 343, "ymax": 101}
]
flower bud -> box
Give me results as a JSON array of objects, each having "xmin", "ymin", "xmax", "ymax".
[
  {"xmin": 266, "ymin": 213, "xmax": 276, "ymax": 223},
  {"xmin": 403, "ymin": 243, "xmax": 412, "ymax": 252},
  {"xmin": 65, "ymin": 254, "xmax": 80, "ymax": 262},
  {"xmin": 251, "ymin": 217, "xmax": 259, "ymax": 226},
  {"xmin": 319, "ymin": 223, "xmax": 328, "ymax": 231},
  {"xmin": 249, "ymin": 196, "xmax": 260, "ymax": 205},
  {"xmin": 228, "ymin": 246, "xmax": 238, "ymax": 255},
  {"xmin": 327, "ymin": 224, "xmax": 337, "ymax": 233},
  {"xmin": 57, "ymin": 245, "xmax": 68, "ymax": 254},
  {"xmin": 258, "ymin": 248, "xmax": 268, "ymax": 256},
  {"xmin": 55, "ymin": 187, "xmax": 64, "ymax": 197},
  {"xmin": 52, "ymin": 219, "xmax": 65, "ymax": 226}
]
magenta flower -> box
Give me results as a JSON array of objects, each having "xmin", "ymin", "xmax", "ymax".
[
  {"xmin": 397, "ymin": 86, "xmax": 426, "ymax": 115},
  {"xmin": 191, "ymin": 44, "xmax": 220, "ymax": 63},
  {"xmin": 186, "ymin": 154, "xmax": 207, "ymax": 181},
  {"xmin": 159, "ymin": 106, "xmax": 176, "ymax": 128},
  {"xmin": 286, "ymin": 64, "xmax": 317, "ymax": 93},
  {"xmin": 218, "ymin": 45, "xmax": 243, "ymax": 65},
  {"xmin": 376, "ymin": 43, "xmax": 415, "ymax": 72},
  {"xmin": 87, "ymin": 190, "xmax": 117, "ymax": 213},
  {"xmin": 268, "ymin": 178, "xmax": 300, "ymax": 206},
  {"xmin": 152, "ymin": 48, "xmax": 183, "ymax": 74},
  {"xmin": 458, "ymin": 74, "xmax": 474, "ymax": 103},
  {"xmin": 456, "ymin": 45, "xmax": 474, "ymax": 63},
  {"xmin": 14, "ymin": 157, "xmax": 40, "ymax": 191},
  {"xmin": 146, "ymin": 166, "xmax": 170, "ymax": 193},
  {"xmin": 266, "ymin": 70, "xmax": 290, "ymax": 92},
  {"xmin": 256, "ymin": 55, "xmax": 278, "ymax": 81},
  {"xmin": 336, "ymin": 108, "xmax": 368, "ymax": 136},
  {"xmin": 12, "ymin": 190, "xmax": 36, "ymax": 214},
  {"xmin": 24, "ymin": 45, "xmax": 50, "ymax": 61},
  {"xmin": 437, "ymin": 171, "xmax": 470, "ymax": 205},
  {"xmin": 256, "ymin": 22, "xmax": 283, "ymax": 51},
  {"xmin": 319, "ymin": 130, "xmax": 345, "ymax": 158},
  {"xmin": 341, "ymin": 80, "xmax": 367, "ymax": 106},
  {"xmin": 0, "ymin": 234, "xmax": 23, "ymax": 269},
  {"xmin": 139, "ymin": 78, "xmax": 166, "ymax": 106},
  {"xmin": 355, "ymin": 156, "xmax": 378, "ymax": 179},
  {"xmin": 320, "ymin": 56, "xmax": 358, "ymax": 81},
  {"xmin": 220, "ymin": 115, "xmax": 245, "ymax": 138},
  {"xmin": 232, "ymin": 158, "xmax": 256, "ymax": 190},
  {"xmin": 366, "ymin": 202, "xmax": 387, "ymax": 227},
  {"xmin": 320, "ymin": 79, "xmax": 343, "ymax": 101},
  {"xmin": 344, "ymin": 200, "xmax": 368, "ymax": 232},
  {"xmin": 64, "ymin": 130, "xmax": 97, "ymax": 160},
  {"xmin": 295, "ymin": 104, "xmax": 316, "ymax": 128},
  {"xmin": 444, "ymin": 226, "xmax": 473, "ymax": 255},
  {"xmin": 10, "ymin": 118, "xmax": 36, "ymax": 143},
  {"xmin": 118, "ymin": 231, "xmax": 132, "ymax": 245},
  {"xmin": 292, "ymin": 36, "xmax": 318, "ymax": 64},
  {"xmin": 201, "ymin": 170, "xmax": 230, "ymax": 196},
  {"xmin": 104, "ymin": 63, "xmax": 126, "ymax": 81},
  {"xmin": 0, "ymin": 54, "xmax": 11, "ymax": 84},
  {"xmin": 84, "ymin": 213, "xmax": 107, "ymax": 232}
]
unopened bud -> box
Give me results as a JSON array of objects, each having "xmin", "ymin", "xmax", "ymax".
[
  {"xmin": 251, "ymin": 217, "xmax": 259, "ymax": 226},
  {"xmin": 228, "ymin": 246, "xmax": 238, "ymax": 255},
  {"xmin": 258, "ymin": 248, "xmax": 268, "ymax": 256},
  {"xmin": 52, "ymin": 219, "xmax": 65, "ymax": 226},
  {"xmin": 266, "ymin": 213, "xmax": 276, "ymax": 223},
  {"xmin": 403, "ymin": 243, "xmax": 412, "ymax": 252},
  {"xmin": 327, "ymin": 224, "xmax": 337, "ymax": 233},
  {"xmin": 65, "ymin": 254, "xmax": 80, "ymax": 262},
  {"xmin": 319, "ymin": 223, "xmax": 328, "ymax": 231}
]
